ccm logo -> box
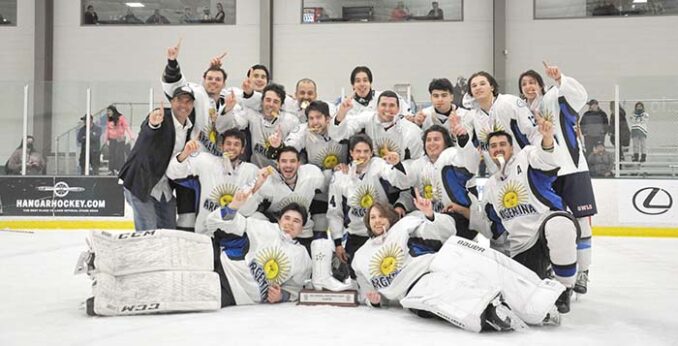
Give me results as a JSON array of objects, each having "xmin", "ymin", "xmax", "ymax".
[
  {"xmin": 121, "ymin": 303, "xmax": 160, "ymax": 312},
  {"xmin": 632, "ymin": 187, "xmax": 673, "ymax": 215}
]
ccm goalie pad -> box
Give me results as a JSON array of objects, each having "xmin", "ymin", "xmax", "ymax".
[
  {"xmin": 77, "ymin": 229, "xmax": 214, "ymax": 276},
  {"xmin": 88, "ymin": 271, "xmax": 221, "ymax": 316}
]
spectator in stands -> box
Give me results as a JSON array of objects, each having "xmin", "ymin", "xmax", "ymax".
[
  {"xmin": 78, "ymin": 114, "xmax": 102, "ymax": 175},
  {"xmin": 391, "ymin": 1, "xmax": 410, "ymax": 21},
  {"xmin": 181, "ymin": 7, "xmax": 194, "ymax": 23},
  {"xmin": 587, "ymin": 142, "xmax": 614, "ymax": 177},
  {"xmin": 580, "ymin": 99, "xmax": 609, "ymax": 155},
  {"xmin": 146, "ymin": 9, "xmax": 170, "ymax": 24},
  {"xmin": 609, "ymin": 101, "xmax": 630, "ymax": 161},
  {"xmin": 122, "ymin": 8, "xmax": 142, "ymax": 24},
  {"xmin": 105, "ymin": 105, "xmax": 135, "ymax": 175},
  {"xmin": 427, "ymin": 1, "xmax": 444, "ymax": 20},
  {"xmin": 84, "ymin": 5, "xmax": 98, "ymax": 25},
  {"xmin": 214, "ymin": 3, "xmax": 225, "ymax": 23},
  {"xmin": 630, "ymin": 102, "xmax": 649, "ymax": 162},
  {"xmin": 5, "ymin": 136, "xmax": 46, "ymax": 175},
  {"xmin": 592, "ymin": 1, "xmax": 621, "ymax": 16}
]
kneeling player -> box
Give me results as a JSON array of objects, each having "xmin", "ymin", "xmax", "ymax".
[{"xmin": 79, "ymin": 190, "xmax": 312, "ymax": 316}]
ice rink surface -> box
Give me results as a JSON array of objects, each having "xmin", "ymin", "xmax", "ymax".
[{"xmin": 1, "ymin": 230, "xmax": 677, "ymax": 346}]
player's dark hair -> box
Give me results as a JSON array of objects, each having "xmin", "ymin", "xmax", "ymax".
[
  {"xmin": 277, "ymin": 146, "xmax": 301, "ymax": 161},
  {"xmin": 202, "ymin": 66, "xmax": 227, "ymax": 81},
  {"xmin": 221, "ymin": 128, "xmax": 246, "ymax": 147},
  {"xmin": 247, "ymin": 64, "xmax": 270, "ymax": 82},
  {"xmin": 305, "ymin": 100, "xmax": 330, "ymax": 118},
  {"xmin": 428, "ymin": 78, "xmax": 454, "ymax": 94},
  {"xmin": 296, "ymin": 78, "xmax": 317, "ymax": 91},
  {"xmin": 364, "ymin": 202, "xmax": 401, "ymax": 238},
  {"xmin": 423, "ymin": 125, "xmax": 454, "ymax": 151},
  {"xmin": 262, "ymin": 83, "xmax": 286, "ymax": 106},
  {"xmin": 377, "ymin": 90, "xmax": 400, "ymax": 109},
  {"xmin": 348, "ymin": 133, "xmax": 374, "ymax": 152},
  {"xmin": 350, "ymin": 66, "xmax": 373, "ymax": 85},
  {"xmin": 280, "ymin": 202, "xmax": 308, "ymax": 227},
  {"xmin": 518, "ymin": 69, "xmax": 545, "ymax": 99},
  {"xmin": 487, "ymin": 130, "xmax": 513, "ymax": 146},
  {"xmin": 468, "ymin": 71, "xmax": 499, "ymax": 98}
]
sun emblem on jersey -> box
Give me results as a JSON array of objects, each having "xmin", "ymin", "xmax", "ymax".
[
  {"xmin": 209, "ymin": 183, "xmax": 239, "ymax": 207},
  {"xmin": 273, "ymin": 194, "xmax": 310, "ymax": 212},
  {"xmin": 498, "ymin": 180, "xmax": 529, "ymax": 209},
  {"xmin": 200, "ymin": 124, "xmax": 219, "ymax": 146},
  {"xmin": 312, "ymin": 144, "xmax": 343, "ymax": 170},
  {"xmin": 374, "ymin": 138, "xmax": 401, "ymax": 158},
  {"xmin": 352, "ymin": 184, "xmax": 378, "ymax": 209},
  {"xmin": 370, "ymin": 243, "xmax": 405, "ymax": 277},
  {"xmin": 538, "ymin": 108, "xmax": 555, "ymax": 124},
  {"xmin": 255, "ymin": 247, "xmax": 291, "ymax": 285},
  {"xmin": 478, "ymin": 121, "xmax": 505, "ymax": 144},
  {"xmin": 420, "ymin": 176, "xmax": 442, "ymax": 201}
]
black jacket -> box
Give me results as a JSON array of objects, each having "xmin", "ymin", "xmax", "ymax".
[{"xmin": 119, "ymin": 109, "xmax": 191, "ymax": 201}]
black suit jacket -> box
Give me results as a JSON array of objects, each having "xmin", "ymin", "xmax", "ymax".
[{"xmin": 119, "ymin": 108, "xmax": 191, "ymax": 202}]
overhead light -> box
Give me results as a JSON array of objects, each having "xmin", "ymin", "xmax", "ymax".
[
  {"xmin": 125, "ymin": 2, "xmax": 145, "ymax": 7},
  {"xmin": 633, "ymin": 0, "xmax": 647, "ymax": 3}
]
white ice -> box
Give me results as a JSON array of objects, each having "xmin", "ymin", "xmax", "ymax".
[{"xmin": 1, "ymin": 230, "xmax": 677, "ymax": 346}]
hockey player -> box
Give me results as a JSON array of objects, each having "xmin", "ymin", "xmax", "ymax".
[
  {"xmin": 457, "ymin": 122, "xmax": 578, "ymax": 313},
  {"xmin": 237, "ymin": 146, "xmax": 326, "ymax": 253},
  {"xmin": 339, "ymin": 66, "xmax": 411, "ymax": 118},
  {"xmin": 462, "ymin": 71, "xmax": 540, "ymax": 174},
  {"xmin": 225, "ymin": 83, "xmax": 300, "ymax": 168},
  {"xmin": 327, "ymin": 134, "xmax": 410, "ymax": 277},
  {"xmin": 518, "ymin": 62, "xmax": 596, "ymax": 295},
  {"xmin": 409, "ymin": 78, "xmax": 468, "ymax": 132},
  {"xmin": 166, "ymin": 129, "xmax": 259, "ymax": 235},
  {"xmin": 352, "ymin": 198, "xmax": 564, "ymax": 332}
]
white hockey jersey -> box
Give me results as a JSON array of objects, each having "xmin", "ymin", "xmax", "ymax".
[
  {"xmin": 469, "ymin": 146, "xmax": 565, "ymax": 257},
  {"xmin": 226, "ymin": 106, "xmax": 301, "ymax": 168},
  {"xmin": 284, "ymin": 124, "xmax": 348, "ymax": 171},
  {"xmin": 352, "ymin": 215, "xmax": 452, "ymax": 304},
  {"xmin": 420, "ymin": 105, "xmax": 469, "ymax": 132},
  {"xmin": 329, "ymin": 110, "xmax": 424, "ymax": 161},
  {"xmin": 342, "ymin": 90, "xmax": 412, "ymax": 118},
  {"xmin": 284, "ymin": 98, "xmax": 338, "ymax": 123},
  {"xmin": 205, "ymin": 211, "xmax": 312, "ymax": 305},
  {"xmin": 166, "ymin": 153, "xmax": 258, "ymax": 235},
  {"xmin": 238, "ymin": 164, "xmax": 326, "ymax": 238},
  {"xmin": 327, "ymin": 158, "xmax": 409, "ymax": 241},
  {"xmin": 527, "ymin": 74, "xmax": 589, "ymax": 176}
]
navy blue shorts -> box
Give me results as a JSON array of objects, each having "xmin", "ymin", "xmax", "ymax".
[{"xmin": 553, "ymin": 171, "xmax": 597, "ymax": 218}]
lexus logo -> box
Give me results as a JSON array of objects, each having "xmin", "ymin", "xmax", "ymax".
[{"xmin": 632, "ymin": 187, "xmax": 673, "ymax": 215}]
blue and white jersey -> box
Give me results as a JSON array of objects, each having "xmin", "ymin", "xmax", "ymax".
[
  {"xmin": 470, "ymin": 145, "xmax": 564, "ymax": 257},
  {"xmin": 420, "ymin": 105, "xmax": 469, "ymax": 132},
  {"xmin": 527, "ymin": 74, "xmax": 589, "ymax": 176},
  {"xmin": 205, "ymin": 211, "xmax": 312, "ymax": 305},
  {"xmin": 326, "ymin": 158, "xmax": 409, "ymax": 240}
]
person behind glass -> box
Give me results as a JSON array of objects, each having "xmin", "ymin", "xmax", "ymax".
[
  {"xmin": 119, "ymin": 87, "xmax": 195, "ymax": 231},
  {"xmin": 181, "ymin": 7, "xmax": 194, "ymax": 23},
  {"xmin": 579, "ymin": 99, "xmax": 609, "ymax": 155},
  {"xmin": 122, "ymin": 8, "xmax": 142, "ymax": 24},
  {"xmin": 587, "ymin": 141, "xmax": 613, "ymax": 177},
  {"xmin": 427, "ymin": 1, "xmax": 444, "ymax": 20},
  {"xmin": 608, "ymin": 101, "xmax": 630, "ymax": 161},
  {"xmin": 630, "ymin": 102, "xmax": 649, "ymax": 162},
  {"xmin": 105, "ymin": 105, "xmax": 135, "ymax": 175},
  {"xmin": 5, "ymin": 136, "xmax": 46, "ymax": 175},
  {"xmin": 78, "ymin": 114, "xmax": 102, "ymax": 175},
  {"xmin": 214, "ymin": 3, "xmax": 225, "ymax": 23},
  {"xmin": 391, "ymin": 1, "xmax": 410, "ymax": 21},
  {"xmin": 146, "ymin": 9, "xmax": 170, "ymax": 24},
  {"xmin": 84, "ymin": 5, "xmax": 98, "ymax": 25}
]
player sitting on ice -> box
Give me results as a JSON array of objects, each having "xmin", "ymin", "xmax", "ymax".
[
  {"xmin": 78, "ymin": 189, "xmax": 312, "ymax": 316},
  {"xmin": 352, "ymin": 194, "xmax": 564, "ymax": 333}
]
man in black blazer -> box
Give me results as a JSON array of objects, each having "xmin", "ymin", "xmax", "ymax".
[{"xmin": 119, "ymin": 86, "xmax": 195, "ymax": 230}]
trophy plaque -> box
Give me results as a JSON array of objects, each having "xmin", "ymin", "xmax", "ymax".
[{"xmin": 298, "ymin": 289, "xmax": 358, "ymax": 307}]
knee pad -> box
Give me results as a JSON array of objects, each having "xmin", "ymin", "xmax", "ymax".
[{"xmin": 543, "ymin": 214, "xmax": 578, "ymax": 286}]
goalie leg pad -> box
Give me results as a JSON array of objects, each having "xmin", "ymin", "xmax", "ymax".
[
  {"xmin": 90, "ymin": 229, "xmax": 214, "ymax": 276},
  {"xmin": 91, "ymin": 271, "xmax": 221, "ymax": 316}
]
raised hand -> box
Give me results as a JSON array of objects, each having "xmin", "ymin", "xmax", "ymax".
[
  {"xmin": 413, "ymin": 110, "xmax": 426, "ymax": 126},
  {"xmin": 181, "ymin": 138, "xmax": 200, "ymax": 156},
  {"xmin": 149, "ymin": 100, "xmax": 165, "ymax": 126},
  {"xmin": 413, "ymin": 189, "xmax": 433, "ymax": 218},
  {"xmin": 242, "ymin": 68, "xmax": 254, "ymax": 95},
  {"xmin": 228, "ymin": 188, "xmax": 252, "ymax": 210},
  {"xmin": 535, "ymin": 110, "xmax": 553, "ymax": 138},
  {"xmin": 268, "ymin": 125, "xmax": 283, "ymax": 149},
  {"xmin": 334, "ymin": 163, "xmax": 349, "ymax": 174},
  {"xmin": 167, "ymin": 38, "xmax": 182, "ymax": 60},
  {"xmin": 223, "ymin": 89, "xmax": 237, "ymax": 114},
  {"xmin": 209, "ymin": 51, "xmax": 228, "ymax": 68},
  {"xmin": 448, "ymin": 110, "xmax": 467, "ymax": 137},
  {"xmin": 335, "ymin": 95, "xmax": 354, "ymax": 123},
  {"xmin": 383, "ymin": 150, "xmax": 400, "ymax": 166},
  {"xmin": 542, "ymin": 60, "xmax": 562, "ymax": 82}
]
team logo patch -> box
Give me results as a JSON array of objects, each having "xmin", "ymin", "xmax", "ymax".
[
  {"xmin": 312, "ymin": 143, "xmax": 343, "ymax": 170},
  {"xmin": 273, "ymin": 194, "xmax": 311, "ymax": 212},
  {"xmin": 374, "ymin": 138, "xmax": 401, "ymax": 158},
  {"xmin": 204, "ymin": 183, "xmax": 240, "ymax": 211},
  {"xmin": 353, "ymin": 184, "xmax": 378, "ymax": 209},
  {"xmin": 477, "ymin": 120, "xmax": 505, "ymax": 145},
  {"xmin": 369, "ymin": 243, "xmax": 405, "ymax": 289},
  {"xmin": 255, "ymin": 247, "xmax": 291, "ymax": 285},
  {"xmin": 498, "ymin": 180, "xmax": 528, "ymax": 209}
]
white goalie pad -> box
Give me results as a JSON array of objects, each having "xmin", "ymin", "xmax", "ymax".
[
  {"xmin": 428, "ymin": 237, "xmax": 565, "ymax": 325},
  {"xmin": 90, "ymin": 271, "xmax": 221, "ymax": 316},
  {"xmin": 400, "ymin": 272, "xmax": 500, "ymax": 333},
  {"xmin": 88, "ymin": 229, "xmax": 214, "ymax": 276}
]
